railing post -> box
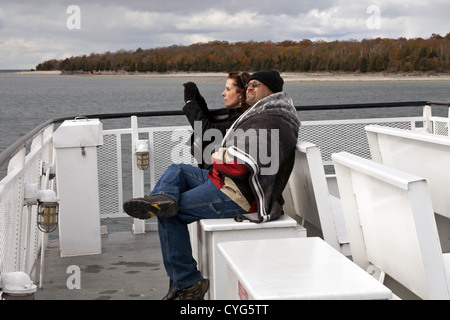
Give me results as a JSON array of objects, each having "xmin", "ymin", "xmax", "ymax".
[
  {"xmin": 423, "ymin": 105, "xmax": 433, "ymax": 133},
  {"xmin": 131, "ymin": 116, "xmax": 146, "ymax": 234}
]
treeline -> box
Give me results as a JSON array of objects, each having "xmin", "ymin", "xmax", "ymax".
[{"xmin": 37, "ymin": 33, "xmax": 450, "ymax": 73}]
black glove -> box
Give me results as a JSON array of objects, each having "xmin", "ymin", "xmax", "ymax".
[{"xmin": 183, "ymin": 82, "xmax": 198, "ymax": 102}]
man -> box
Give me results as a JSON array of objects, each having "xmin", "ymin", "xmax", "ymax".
[{"xmin": 123, "ymin": 70, "xmax": 300, "ymax": 300}]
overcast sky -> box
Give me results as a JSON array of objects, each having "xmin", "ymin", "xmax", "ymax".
[{"xmin": 0, "ymin": 0, "xmax": 449, "ymax": 69}]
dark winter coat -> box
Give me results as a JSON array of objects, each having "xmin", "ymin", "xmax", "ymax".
[
  {"xmin": 221, "ymin": 92, "xmax": 301, "ymax": 222},
  {"xmin": 183, "ymin": 100, "xmax": 244, "ymax": 169}
]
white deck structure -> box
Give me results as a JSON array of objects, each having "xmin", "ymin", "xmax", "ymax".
[{"xmin": 332, "ymin": 152, "xmax": 450, "ymax": 300}]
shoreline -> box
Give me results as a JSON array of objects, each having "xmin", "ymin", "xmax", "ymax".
[
  {"xmin": 14, "ymin": 70, "xmax": 450, "ymax": 82},
  {"xmin": 282, "ymin": 72, "xmax": 450, "ymax": 82}
]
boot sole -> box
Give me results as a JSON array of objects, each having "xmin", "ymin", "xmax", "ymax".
[{"xmin": 123, "ymin": 198, "xmax": 178, "ymax": 219}]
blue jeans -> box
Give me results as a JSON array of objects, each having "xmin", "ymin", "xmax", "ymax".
[{"xmin": 150, "ymin": 163, "xmax": 247, "ymax": 291}]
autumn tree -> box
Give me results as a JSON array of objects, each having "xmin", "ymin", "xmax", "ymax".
[{"xmin": 36, "ymin": 34, "xmax": 450, "ymax": 74}]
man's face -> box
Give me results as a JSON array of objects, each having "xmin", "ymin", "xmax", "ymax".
[{"xmin": 245, "ymin": 80, "xmax": 273, "ymax": 106}]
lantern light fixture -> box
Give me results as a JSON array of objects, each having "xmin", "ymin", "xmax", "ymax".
[
  {"xmin": 135, "ymin": 140, "xmax": 149, "ymax": 170},
  {"xmin": 24, "ymin": 184, "xmax": 59, "ymax": 234}
]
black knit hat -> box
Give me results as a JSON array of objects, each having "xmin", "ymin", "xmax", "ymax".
[{"xmin": 248, "ymin": 70, "xmax": 284, "ymax": 93}]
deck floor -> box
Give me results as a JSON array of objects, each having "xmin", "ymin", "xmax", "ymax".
[
  {"xmin": 31, "ymin": 218, "xmax": 420, "ymax": 300},
  {"xmin": 35, "ymin": 219, "xmax": 169, "ymax": 300}
]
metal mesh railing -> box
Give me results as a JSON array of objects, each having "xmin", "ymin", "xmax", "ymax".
[
  {"xmin": 98, "ymin": 133, "xmax": 123, "ymax": 217},
  {"xmin": 432, "ymin": 118, "xmax": 449, "ymax": 136},
  {"xmin": 97, "ymin": 127, "xmax": 196, "ymax": 218},
  {"xmin": 299, "ymin": 118, "xmax": 421, "ymax": 165},
  {"xmin": 150, "ymin": 128, "xmax": 198, "ymax": 183},
  {"xmin": 0, "ymin": 125, "xmax": 54, "ymax": 276},
  {"xmin": 0, "ymin": 181, "xmax": 21, "ymax": 272}
]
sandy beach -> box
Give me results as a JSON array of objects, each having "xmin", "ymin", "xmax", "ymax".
[
  {"xmin": 15, "ymin": 70, "xmax": 63, "ymax": 75},
  {"xmin": 16, "ymin": 70, "xmax": 450, "ymax": 82},
  {"xmin": 282, "ymin": 72, "xmax": 450, "ymax": 82}
]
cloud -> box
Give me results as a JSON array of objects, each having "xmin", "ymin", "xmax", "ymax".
[
  {"xmin": 0, "ymin": 1, "xmax": 449, "ymax": 69},
  {"xmin": 176, "ymin": 9, "xmax": 255, "ymax": 31}
]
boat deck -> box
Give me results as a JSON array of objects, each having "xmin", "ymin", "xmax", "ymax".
[
  {"xmin": 3, "ymin": 102, "xmax": 448, "ymax": 301},
  {"xmin": 33, "ymin": 219, "xmax": 422, "ymax": 301},
  {"xmin": 35, "ymin": 219, "xmax": 168, "ymax": 300}
]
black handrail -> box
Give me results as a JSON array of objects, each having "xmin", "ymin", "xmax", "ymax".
[
  {"xmin": 1, "ymin": 100, "xmax": 448, "ymax": 170},
  {"xmin": 295, "ymin": 100, "xmax": 432, "ymax": 111}
]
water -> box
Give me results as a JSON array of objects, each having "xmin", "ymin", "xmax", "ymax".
[{"xmin": 1, "ymin": 72, "xmax": 449, "ymax": 151}]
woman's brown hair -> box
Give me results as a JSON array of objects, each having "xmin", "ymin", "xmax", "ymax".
[{"xmin": 228, "ymin": 71, "xmax": 251, "ymax": 111}]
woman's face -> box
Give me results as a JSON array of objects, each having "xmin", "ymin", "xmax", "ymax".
[{"xmin": 221, "ymin": 78, "xmax": 242, "ymax": 109}]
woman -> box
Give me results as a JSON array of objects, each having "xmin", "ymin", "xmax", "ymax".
[{"xmin": 182, "ymin": 71, "xmax": 251, "ymax": 169}]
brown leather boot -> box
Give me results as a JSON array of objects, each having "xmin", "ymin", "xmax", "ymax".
[
  {"xmin": 123, "ymin": 194, "xmax": 178, "ymax": 219},
  {"xmin": 176, "ymin": 279, "xmax": 210, "ymax": 300},
  {"xmin": 162, "ymin": 280, "xmax": 179, "ymax": 300}
]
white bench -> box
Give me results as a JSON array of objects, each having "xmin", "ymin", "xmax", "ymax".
[
  {"xmin": 196, "ymin": 215, "xmax": 305, "ymax": 300},
  {"xmin": 285, "ymin": 141, "xmax": 350, "ymax": 256},
  {"xmin": 218, "ymin": 237, "xmax": 392, "ymax": 300},
  {"xmin": 332, "ymin": 151, "xmax": 450, "ymax": 299},
  {"xmin": 366, "ymin": 125, "xmax": 450, "ymax": 252}
]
